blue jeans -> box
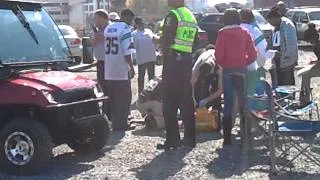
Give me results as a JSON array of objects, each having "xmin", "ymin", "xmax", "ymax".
[{"xmin": 222, "ymin": 69, "xmax": 247, "ymax": 118}]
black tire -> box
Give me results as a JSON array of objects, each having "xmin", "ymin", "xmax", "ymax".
[
  {"xmin": 0, "ymin": 118, "xmax": 53, "ymax": 175},
  {"xmin": 68, "ymin": 115, "xmax": 110, "ymax": 153},
  {"xmin": 74, "ymin": 56, "xmax": 82, "ymax": 65}
]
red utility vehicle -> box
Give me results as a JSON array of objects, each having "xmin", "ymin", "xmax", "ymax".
[{"xmin": 0, "ymin": 0, "xmax": 109, "ymax": 175}]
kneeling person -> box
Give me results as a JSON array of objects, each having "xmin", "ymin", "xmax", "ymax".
[{"xmin": 191, "ymin": 45, "xmax": 223, "ymax": 128}]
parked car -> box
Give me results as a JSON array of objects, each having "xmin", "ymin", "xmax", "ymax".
[
  {"xmin": 193, "ymin": 12, "xmax": 204, "ymax": 22},
  {"xmin": 256, "ymin": 8, "xmax": 271, "ymax": 19},
  {"xmin": 195, "ymin": 27, "xmax": 209, "ymax": 50},
  {"xmin": 0, "ymin": 0, "xmax": 109, "ymax": 175},
  {"xmin": 286, "ymin": 7, "xmax": 320, "ymax": 40},
  {"xmin": 193, "ymin": 12, "xmax": 209, "ymax": 50},
  {"xmin": 215, "ymin": 2, "xmax": 244, "ymax": 13},
  {"xmin": 199, "ymin": 10, "xmax": 273, "ymax": 47},
  {"xmin": 58, "ymin": 25, "xmax": 83, "ymax": 64}
]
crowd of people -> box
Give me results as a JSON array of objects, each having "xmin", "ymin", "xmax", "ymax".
[{"xmin": 90, "ymin": 0, "xmax": 319, "ymax": 150}]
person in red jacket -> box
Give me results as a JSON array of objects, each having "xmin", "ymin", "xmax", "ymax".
[{"xmin": 215, "ymin": 9, "xmax": 257, "ymax": 146}]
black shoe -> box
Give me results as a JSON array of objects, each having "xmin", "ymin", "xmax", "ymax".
[{"xmin": 156, "ymin": 141, "xmax": 181, "ymax": 150}]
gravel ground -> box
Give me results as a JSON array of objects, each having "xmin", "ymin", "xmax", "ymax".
[{"xmin": 1, "ymin": 49, "xmax": 320, "ymax": 180}]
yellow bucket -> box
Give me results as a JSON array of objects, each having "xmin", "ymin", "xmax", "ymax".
[{"xmin": 195, "ymin": 107, "xmax": 219, "ymax": 132}]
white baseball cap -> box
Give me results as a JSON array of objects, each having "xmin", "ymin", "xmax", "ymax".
[{"xmin": 109, "ymin": 12, "xmax": 120, "ymax": 20}]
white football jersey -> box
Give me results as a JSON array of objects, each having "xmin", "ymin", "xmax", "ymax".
[{"xmin": 104, "ymin": 22, "xmax": 133, "ymax": 80}]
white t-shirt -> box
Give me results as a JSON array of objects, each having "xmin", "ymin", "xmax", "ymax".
[
  {"xmin": 104, "ymin": 22, "xmax": 133, "ymax": 80},
  {"xmin": 132, "ymin": 28, "xmax": 157, "ymax": 65},
  {"xmin": 191, "ymin": 49, "xmax": 216, "ymax": 86}
]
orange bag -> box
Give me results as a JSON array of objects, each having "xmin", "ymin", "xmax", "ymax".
[{"xmin": 195, "ymin": 107, "xmax": 219, "ymax": 132}]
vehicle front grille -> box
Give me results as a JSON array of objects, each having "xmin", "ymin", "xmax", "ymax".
[
  {"xmin": 52, "ymin": 88, "xmax": 100, "ymax": 120},
  {"xmin": 52, "ymin": 88, "xmax": 96, "ymax": 104},
  {"xmin": 69, "ymin": 101, "xmax": 99, "ymax": 119}
]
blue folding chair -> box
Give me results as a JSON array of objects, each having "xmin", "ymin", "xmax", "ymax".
[
  {"xmin": 274, "ymin": 86, "xmax": 320, "ymax": 121},
  {"xmin": 261, "ymin": 80, "xmax": 320, "ymax": 174},
  {"xmin": 269, "ymin": 66, "xmax": 319, "ymax": 120}
]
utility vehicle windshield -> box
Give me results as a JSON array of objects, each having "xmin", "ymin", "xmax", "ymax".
[{"xmin": 0, "ymin": 2, "xmax": 70, "ymax": 65}]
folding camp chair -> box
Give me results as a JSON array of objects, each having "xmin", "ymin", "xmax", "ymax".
[
  {"xmin": 274, "ymin": 86, "xmax": 320, "ymax": 121},
  {"xmin": 262, "ymin": 80, "xmax": 320, "ymax": 174},
  {"xmin": 269, "ymin": 67, "xmax": 319, "ymax": 120}
]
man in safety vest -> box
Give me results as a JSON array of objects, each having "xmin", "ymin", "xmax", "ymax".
[{"xmin": 157, "ymin": 0, "xmax": 198, "ymax": 150}]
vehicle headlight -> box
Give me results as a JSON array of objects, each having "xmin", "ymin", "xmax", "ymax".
[
  {"xmin": 93, "ymin": 85, "xmax": 104, "ymax": 98},
  {"xmin": 41, "ymin": 90, "xmax": 57, "ymax": 104}
]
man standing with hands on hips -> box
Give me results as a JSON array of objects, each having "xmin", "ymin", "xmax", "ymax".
[
  {"xmin": 157, "ymin": 0, "xmax": 198, "ymax": 149},
  {"xmin": 104, "ymin": 9, "xmax": 136, "ymax": 131}
]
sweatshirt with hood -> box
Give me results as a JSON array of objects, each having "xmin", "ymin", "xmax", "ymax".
[{"xmin": 215, "ymin": 25, "xmax": 257, "ymax": 69}]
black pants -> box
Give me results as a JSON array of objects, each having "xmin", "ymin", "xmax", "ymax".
[
  {"xmin": 272, "ymin": 56, "xmax": 295, "ymax": 86},
  {"xmin": 105, "ymin": 80, "xmax": 132, "ymax": 130},
  {"xmin": 162, "ymin": 52, "xmax": 195, "ymax": 144},
  {"xmin": 277, "ymin": 67, "xmax": 295, "ymax": 86},
  {"xmin": 270, "ymin": 66, "xmax": 295, "ymax": 86},
  {"xmin": 97, "ymin": 61, "xmax": 111, "ymax": 120},
  {"xmin": 138, "ymin": 62, "xmax": 155, "ymax": 93}
]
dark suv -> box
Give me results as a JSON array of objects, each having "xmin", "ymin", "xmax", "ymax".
[
  {"xmin": 0, "ymin": 0, "xmax": 109, "ymax": 175},
  {"xmin": 199, "ymin": 11, "xmax": 273, "ymax": 46}
]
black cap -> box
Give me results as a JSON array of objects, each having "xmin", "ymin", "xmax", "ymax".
[
  {"xmin": 135, "ymin": 16, "xmax": 143, "ymax": 25},
  {"xmin": 267, "ymin": 6, "xmax": 282, "ymax": 19},
  {"xmin": 121, "ymin": 9, "xmax": 135, "ymax": 18}
]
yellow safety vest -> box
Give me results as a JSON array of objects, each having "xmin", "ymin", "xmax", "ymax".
[
  {"xmin": 169, "ymin": 7, "xmax": 197, "ymax": 53},
  {"xmin": 159, "ymin": 19, "xmax": 165, "ymax": 36}
]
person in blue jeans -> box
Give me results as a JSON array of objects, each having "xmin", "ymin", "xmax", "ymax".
[{"xmin": 215, "ymin": 9, "xmax": 257, "ymax": 146}]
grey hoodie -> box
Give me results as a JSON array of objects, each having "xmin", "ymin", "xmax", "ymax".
[{"xmin": 278, "ymin": 17, "xmax": 299, "ymax": 70}]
